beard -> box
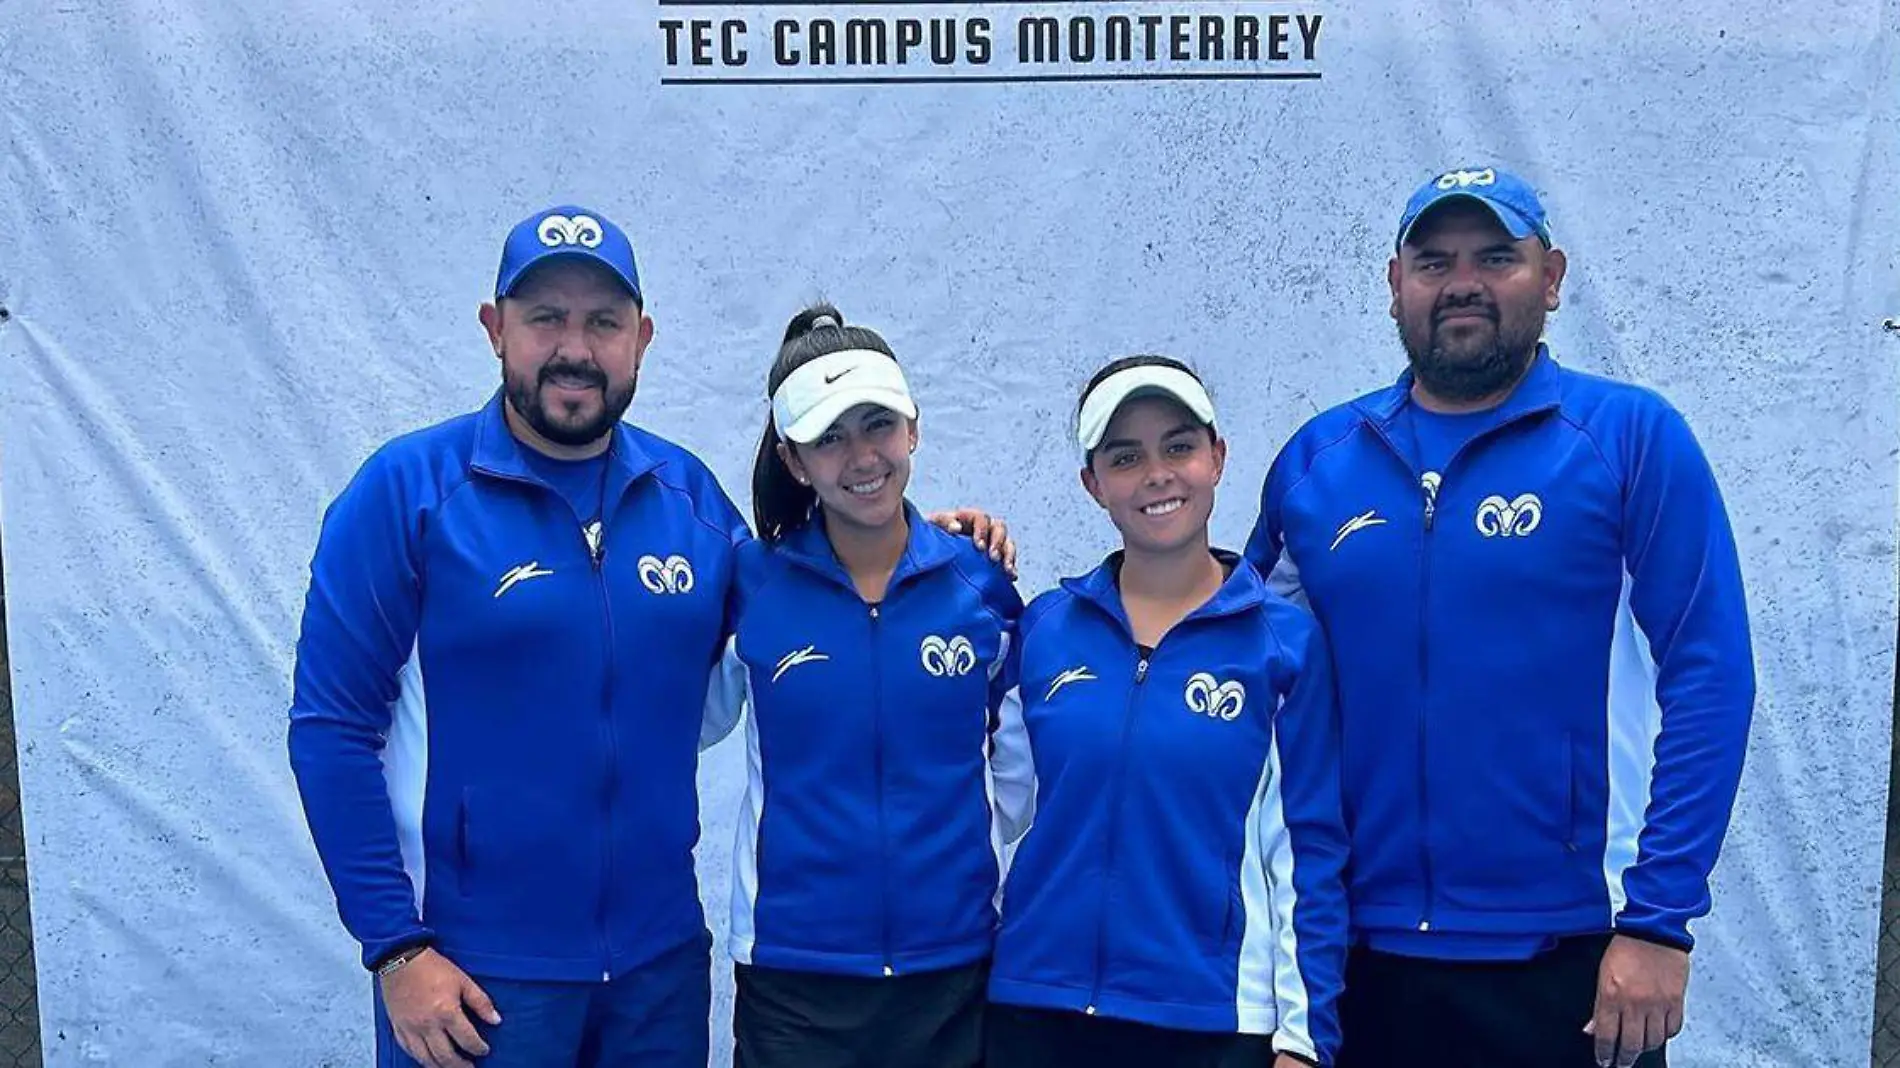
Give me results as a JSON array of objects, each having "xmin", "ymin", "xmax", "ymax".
[
  {"xmin": 503, "ymin": 354, "xmax": 636, "ymax": 448},
  {"xmin": 1399, "ymin": 299, "xmax": 1544, "ymax": 404}
]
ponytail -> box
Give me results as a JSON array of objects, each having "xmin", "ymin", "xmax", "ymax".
[
  {"xmin": 751, "ymin": 304, "xmax": 896, "ymax": 540},
  {"xmin": 751, "ymin": 417, "xmax": 815, "ymax": 542}
]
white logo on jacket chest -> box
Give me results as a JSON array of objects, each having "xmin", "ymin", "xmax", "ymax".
[
  {"xmin": 1184, "ymin": 673, "xmax": 1246, "ymax": 721},
  {"xmin": 772, "ymin": 644, "xmax": 829, "ymax": 683},
  {"xmin": 920, "ymin": 635, "xmax": 977, "ymax": 677},
  {"xmin": 1474, "ymin": 493, "xmax": 1543, "ymax": 538},
  {"xmin": 1045, "ymin": 666, "xmax": 1095, "ymax": 701},
  {"xmin": 637, "ymin": 554, "xmax": 695, "ymax": 594},
  {"xmin": 494, "ymin": 561, "xmax": 554, "ymax": 598},
  {"xmin": 1330, "ymin": 509, "xmax": 1387, "ymax": 551}
]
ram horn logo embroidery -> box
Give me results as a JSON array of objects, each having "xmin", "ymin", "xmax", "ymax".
[
  {"xmin": 920, "ymin": 635, "xmax": 977, "ymax": 677},
  {"xmin": 637, "ymin": 554, "xmax": 695, "ymax": 594},
  {"xmin": 1184, "ymin": 672, "xmax": 1247, "ymax": 721},
  {"xmin": 1474, "ymin": 494, "xmax": 1543, "ymax": 538},
  {"xmin": 1435, "ymin": 168, "xmax": 1497, "ymax": 190},
  {"xmin": 536, "ymin": 213, "xmax": 605, "ymax": 249}
]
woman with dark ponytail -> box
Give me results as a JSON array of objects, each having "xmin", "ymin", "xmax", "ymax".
[{"xmin": 702, "ymin": 305, "xmax": 1029, "ymax": 1068}]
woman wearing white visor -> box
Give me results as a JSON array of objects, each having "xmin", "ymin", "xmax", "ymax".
[
  {"xmin": 702, "ymin": 306, "xmax": 1029, "ymax": 1068},
  {"xmin": 983, "ymin": 356, "xmax": 1352, "ymax": 1068}
]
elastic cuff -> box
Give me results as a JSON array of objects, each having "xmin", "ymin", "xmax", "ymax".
[
  {"xmin": 1613, "ymin": 926, "xmax": 1693, "ymax": 954},
  {"xmin": 1270, "ymin": 1039, "xmax": 1322, "ymax": 1067}
]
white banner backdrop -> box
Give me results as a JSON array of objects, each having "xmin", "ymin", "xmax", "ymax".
[{"xmin": 2, "ymin": 2, "xmax": 1897, "ymax": 1064}]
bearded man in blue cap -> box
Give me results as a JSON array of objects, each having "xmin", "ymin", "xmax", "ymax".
[
  {"xmin": 285, "ymin": 204, "xmax": 1010, "ymax": 1067},
  {"xmin": 1246, "ymin": 168, "xmax": 1756, "ymax": 1068}
]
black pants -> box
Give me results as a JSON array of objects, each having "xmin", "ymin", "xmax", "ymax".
[
  {"xmin": 985, "ymin": 1003, "xmax": 1277, "ymax": 1068},
  {"xmin": 1338, "ymin": 935, "xmax": 1668, "ymax": 1068},
  {"xmin": 733, "ymin": 960, "xmax": 987, "ymax": 1068}
]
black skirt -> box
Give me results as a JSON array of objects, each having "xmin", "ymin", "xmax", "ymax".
[
  {"xmin": 733, "ymin": 960, "xmax": 988, "ymax": 1068},
  {"xmin": 984, "ymin": 1002, "xmax": 1280, "ymax": 1068}
]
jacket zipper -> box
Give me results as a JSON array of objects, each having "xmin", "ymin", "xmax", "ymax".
[
  {"xmin": 467, "ymin": 457, "xmax": 629, "ymax": 983},
  {"xmin": 1086, "ymin": 652, "xmax": 1149, "ymax": 1015},
  {"xmin": 1362, "ymin": 400, "xmax": 1553, "ymax": 934},
  {"xmin": 1415, "ymin": 478, "xmax": 1436, "ymax": 932},
  {"xmin": 589, "ymin": 516, "xmax": 618, "ymax": 981},
  {"xmin": 869, "ymin": 602, "xmax": 895, "ymax": 977}
]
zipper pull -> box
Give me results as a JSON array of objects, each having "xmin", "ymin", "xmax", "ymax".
[
  {"xmin": 584, "ymin": 520, "xmax": 605, "ymax": 569},
  {"xmin": 1134, "ymin": 658, "xmax": 1149, "ymax": 683},
  {"xmin": 1423, "ymin": 496, "xmax": 1436, "ymax": 531},
  {"xmin": 869, "ymin": 605, "xmax": 880, "ymax": 620}
]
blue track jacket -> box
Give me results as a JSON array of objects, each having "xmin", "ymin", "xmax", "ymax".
[
  {"xmin": 701, "ymin": 504, "xmax": 1025, "ymax": 978},
  {"xmin": 987, "ymin": 553, "xmax": 1349, "ymax": 1066},
  {"xmin": 1244, "ymin": 349, "xmax": 1755, "ymax": 954},
  {"xmin": 287, "ymin": 391, "xmax": 746, "ymax": 980}
]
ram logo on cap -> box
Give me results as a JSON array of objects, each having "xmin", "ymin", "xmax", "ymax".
[
  {"xmin": 1434, "ymin": 168, "xmax": 1497, "ymax": 190},
  {"xmin": 537, "ymin": 214, "xmax": 604, "ymax": 249}
]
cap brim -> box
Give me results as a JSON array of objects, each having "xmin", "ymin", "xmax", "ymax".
[
  {"xmin": 781, "ymin": 387, "xmax": 919, "ymax": 445},
  {"xmin": 1076, "ymin": 368, "xmax": 1217, "ymax": 452},
  {"xmin": 498, "ymin": 249, "xmax": 642, "ymax": 302},
  {"xmin": 1399, "ymin": 192, "xmax": 1541, "ymax": 248}
]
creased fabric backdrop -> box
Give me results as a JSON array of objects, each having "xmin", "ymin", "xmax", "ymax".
[{"xmin": 1, "ymin": 1, "xmax": 1897, "ymax": 1064}]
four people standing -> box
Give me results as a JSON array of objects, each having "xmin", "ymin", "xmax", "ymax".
[{"xmin": 290, "ymin": 168, "xmax": 1755, "ymax": 1068}]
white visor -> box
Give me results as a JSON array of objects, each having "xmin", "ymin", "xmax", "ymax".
[
  {"xmin": 1075, "ymin": 365, "xmax": 1217, "ymax": 452},
  {"xmin": 771, "ymin": 349, "xmax": 918, "ymax": 445}
]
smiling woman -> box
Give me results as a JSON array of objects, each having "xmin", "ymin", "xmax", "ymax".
[
  {"xmin": 701, "ymin": 306, "xmax": 1028, "ymax": 1068},
  {"xmin": 980, "ymin": 353, "xmax": 1351, "ymax": 1068}
]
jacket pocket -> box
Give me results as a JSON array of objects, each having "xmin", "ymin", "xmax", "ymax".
[
  {"xmin": 1563, "ymin": 734, "xmax": 1579, "ymax": 852},
  {"xmin": 455, "ymin": 789, "xmax": 472, "ymax": 892}
]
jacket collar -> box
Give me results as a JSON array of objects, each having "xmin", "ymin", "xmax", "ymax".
[
  {"xmin": 776, "ymin": 500, "xmax": 960, "ymax": 595},
  {"xmin": 1060, "ymin": 548, "xmax": 1265, "ymax": 638}
]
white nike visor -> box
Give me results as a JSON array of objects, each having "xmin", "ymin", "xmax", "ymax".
[
  {"xmin": 1075, "ymin": 364, "xmax": 1218, "ymax": 453},
  {"xmin": 771, "ymin": 349, "xmax": 919, "ymax": 445}
]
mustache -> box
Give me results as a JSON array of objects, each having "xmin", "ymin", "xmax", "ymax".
[
  {"xmin": 1433, "ymin": 294, "xmax": 1498, "ymax": 321},
  {"xmin": 538, "ymin": 360, "xmax": 607, "ymax": 389}
]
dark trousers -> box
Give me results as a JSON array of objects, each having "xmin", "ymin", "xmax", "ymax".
[
  {"xmin": 374, "ymin": 932, "xmax": 710, "ymax": 1068},
  {"xmin": 985, "ymin": 1003, "xmax": 1278, "ymax": 1068},
  {"xmin": 1338, "ymin": 935, "xmax": 1668, "ymax": 1068},
  {"xmin": 734, "ymin": 960, "xmax": 988, "ymax": 1068}
]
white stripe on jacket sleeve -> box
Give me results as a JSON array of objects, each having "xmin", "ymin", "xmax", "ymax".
[{"xmin": 699, "ymin": 635, "xmax": 747, "ymax": 751}]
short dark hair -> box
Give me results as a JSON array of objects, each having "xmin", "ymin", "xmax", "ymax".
[{"xmin": 750, "ymin": 304, "xmax": 900, "ymax": 541}]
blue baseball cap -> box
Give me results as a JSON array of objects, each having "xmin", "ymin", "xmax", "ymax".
[
  {"xmin": 494, "ymin": 204, "xmax": 643, "ymax": 303},
  {"xmin": 1396, "ymin": 166, "xmax": 1552, "ymax": 250}
]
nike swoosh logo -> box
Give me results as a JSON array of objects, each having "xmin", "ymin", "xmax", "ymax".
[
  {"xmin": 1330, "ymin": 510, "xmax": 1387, "ymax": 551},
  {"xmin": 823, "ymin": 367, "xmax": 856, "ymax": 384},
  {"xmin": 494, "ymin": 562, "xmax": 555, "ymax": 598}
]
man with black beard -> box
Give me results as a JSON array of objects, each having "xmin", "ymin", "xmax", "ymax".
[
  {"xmin": 287, "ymin": 205, "xmax": 1011, "ymax": 1068},
  {"xmin": 1245, "ymin": 169, "xmax": 1755, "ymax": 1068}
]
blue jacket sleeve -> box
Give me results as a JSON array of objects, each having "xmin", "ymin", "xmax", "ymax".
[
  {"xmin": 285, "ymin": 450, "xmax": 434, "ymax": 970},
  {"xmin": 1612, "ymin": 403, "xmax": 1755, "ymax": 951},
  {"xmin": 1260, "ymin": 613, "xmax": 1349, "ymax": 1066},
  {"xmin": 1244, "ymin": 449, "xmax": 1293, "ymax": 577}
]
